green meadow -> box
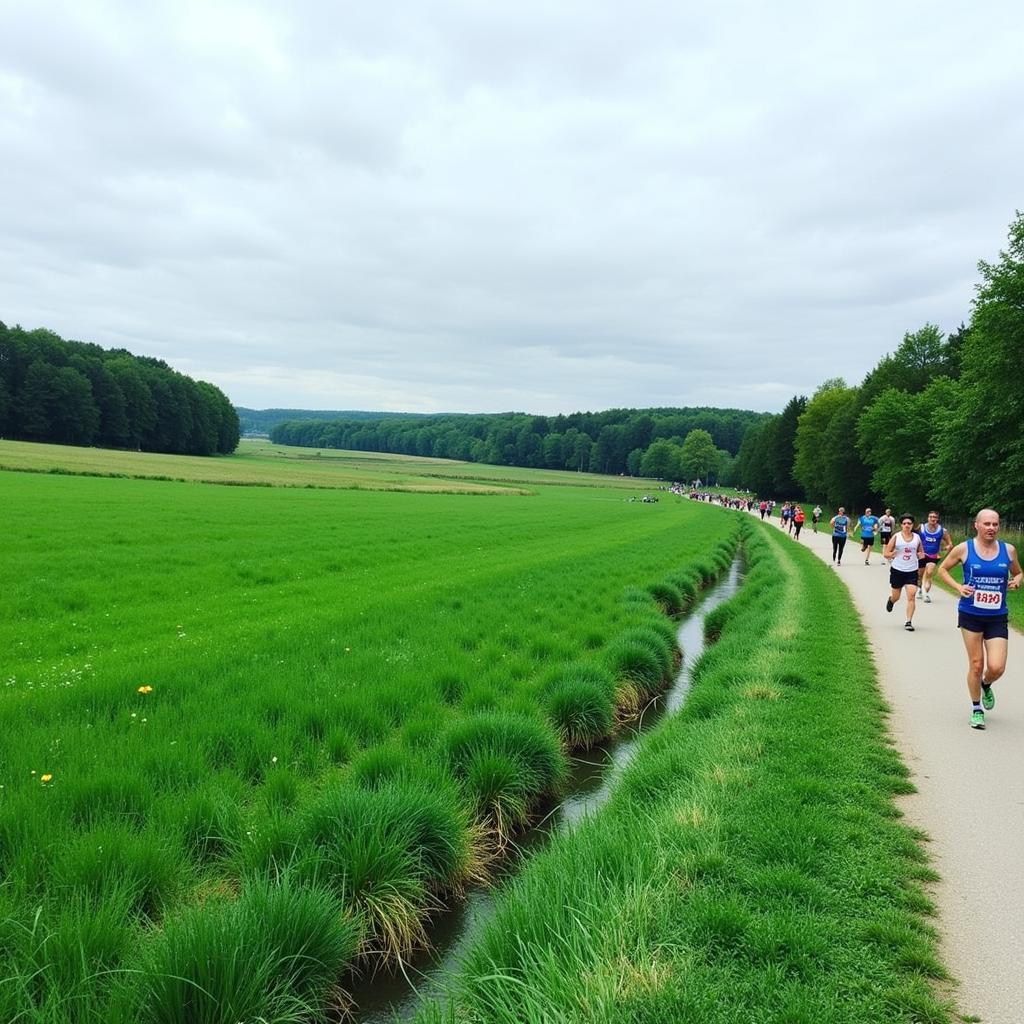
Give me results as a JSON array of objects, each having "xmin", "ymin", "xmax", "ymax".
[
  {"xmin": 416, "ymin": 523, "xmax": 954, "ymax": 1024},
  {"xmin": 1, "ymin": 446, "xmax": 739, "ymax": 1022}
]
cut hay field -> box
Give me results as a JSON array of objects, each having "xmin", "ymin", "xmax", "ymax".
[{"xmin": 0, "ymin": 448, "xmax": 738, "ymax": 1023}]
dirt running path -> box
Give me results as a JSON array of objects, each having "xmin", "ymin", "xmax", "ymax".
[{"xmin": 765, "ymin": 514, "xmax": 1023, "ymax": 1024}]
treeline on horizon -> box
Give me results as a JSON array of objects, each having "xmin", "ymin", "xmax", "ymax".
[
  {"xmin": 271, "ymin": 405, "xmax": 769, "ymax": 478},
  {"xmin": 237, "ymin": 407, "xmax": 424, "ymax": 434},
  {"xmin": 0, "ymin": 323, "xmax": 239, "ymax": 455},
  {"xmin": 735, "ymin": 211, "xmax": 1024, "ymax": 521}
]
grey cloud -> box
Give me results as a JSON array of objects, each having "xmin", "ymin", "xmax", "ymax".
[{"xmin": 2, "ymin": 0, "xmax": 1023, "ymax": 415}]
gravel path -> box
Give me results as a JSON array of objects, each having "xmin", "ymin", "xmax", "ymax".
[{"xmin": 767, "ymin": 514, "xmax": 1023, "ymax": 1023}]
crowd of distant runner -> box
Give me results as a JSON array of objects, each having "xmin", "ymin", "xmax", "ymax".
[{"xmin": 732, "ymin": 494, "xmax": 1022, "ymax": 731}]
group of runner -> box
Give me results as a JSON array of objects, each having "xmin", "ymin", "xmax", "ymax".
[
  {"xmin": 829, "ymin": 504, "xmax": 1022, "ymax": 729},
  {"xmin": 754, "ymin": 499, "xmax": 1022, "ymax": 731}
]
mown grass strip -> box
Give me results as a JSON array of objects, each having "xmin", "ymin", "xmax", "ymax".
[{"xmin": 414, "ymin": 521, "xmax": 954, "ymax": 1024}]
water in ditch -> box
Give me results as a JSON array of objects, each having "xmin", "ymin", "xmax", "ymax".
[{"xmin": 351, "ymin": 556, "xmax": 744, "ymax": 1023}]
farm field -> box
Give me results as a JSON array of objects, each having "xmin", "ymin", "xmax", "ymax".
[
  {"xmin": 0, "ymin": 453, "xmax": 738, "ymax": 1022},
  {"xmin": 416, "ymin": 523, "xmax": 954, "ymax": 1024},
  {"xmin": 0, "ymin": 437, "xmax": 651, "ymax": 494}
]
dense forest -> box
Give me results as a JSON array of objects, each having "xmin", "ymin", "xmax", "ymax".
[
  {"xmin": 0, "ymin": 323, "xmax": 239, "ymax": 455},
  {"xmin": 271, "ymin": 406, "xmax": 769, "ymax": 480},
  {"xmin": 734, "ymin": 211, "xmax": 1024, "ymax": 520}
]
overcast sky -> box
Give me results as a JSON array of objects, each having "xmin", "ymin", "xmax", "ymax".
[{"xmin": 2, "ymin": 2, "xmax": 1022, "ymax": 415}]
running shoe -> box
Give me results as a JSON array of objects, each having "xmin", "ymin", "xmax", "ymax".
[
  {"xmin": 904, "ymin": 621, "xmax": 915, "ymax": 631},
  {"xmin": 922, "ymin": 592, "xmax": 931, "ymax": 603},
  {"xmin": 885, "ymin": 598, "xmax": 894, "ymax": 612},
  {"xmin": 982, "ymin": 685, "xmax": 995, "ymax": 711},
  {"xmin": 970, "ymin": 709, "xmax": 986, "ymax": 730}
]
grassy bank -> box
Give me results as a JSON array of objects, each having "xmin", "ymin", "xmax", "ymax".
[{"xmin": 414, "ymin": 521, "xmax": 953, "ymax": 1024}]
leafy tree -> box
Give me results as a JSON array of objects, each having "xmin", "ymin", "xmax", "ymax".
[
  {"xmin": 794, "ymin": 380, "xmax": 852, "ymax": 506},
  {"xmin": 639, "ymin": 439, "xmax": 680, "ymax": 479},
  {"xmin": 931, "ymin": 212, "xmax": 1024, "ymax": 519},
  {"xmin": 856, "ymin": 378, "xmax": 960, "ymax": 513},
  {"xmin": 679, "ymin": 429, "xmax": 718, "ymax": 483}
]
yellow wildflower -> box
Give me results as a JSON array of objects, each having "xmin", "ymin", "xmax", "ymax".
[
  {"xmin": 41, "ymin": 774, "xmax": 53, "ymax": 783},
  {"xmin": 137, "ymin": 685, "xmax": 154, "ymax": 694}
]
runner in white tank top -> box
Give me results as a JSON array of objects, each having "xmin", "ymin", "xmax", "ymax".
[{"xmin": 884, "ymin": 514, "xmax": 922, "ymax": 631}]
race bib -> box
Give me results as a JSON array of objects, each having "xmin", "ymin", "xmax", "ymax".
[{"xmin": 973, "ymin": 589, "xmax": 1003, "ymax": 610}]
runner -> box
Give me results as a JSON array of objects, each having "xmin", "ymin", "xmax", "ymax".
[
  {"xmin": 792, "ymin": 504, "xmax": 806, "ymax": 540},
  {"xmin": 884, "ymin": 514, "xmax": 923, "ymax": 631},
  {"xmin": 759, "ymin": 499, "xmax": 767, "ymax": 521},
  {"xmin": 917, "ymin": 510, "xmax": 953, "ymax": 602},
  {"xmin": 937, "ymin": 508, "xmax": 1023, "ymax": 729},
  {"xmin": 829, "ymin": 506, "xmax": 850, "ymax": 566},
  {"xmin": 878, "ymin": 508, "xmax": 896, "ymax": 566},
  {"xmin": 812, "ymin": 504, "xmax": 822, "ymax": 533},
  {"xmin": 853, "ymin": 507, "xmax": 880, "ymax": 565}
]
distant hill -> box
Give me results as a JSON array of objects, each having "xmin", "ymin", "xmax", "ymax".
[{"xmin": 236, "ymin": 407, "xmax": 427, "ymax": 435}]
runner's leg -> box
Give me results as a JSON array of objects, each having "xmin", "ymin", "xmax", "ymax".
[
  {"xmin": 982, "ymin": 636, "xmax": 1009, "ymax": 685},
  {"xmin": 905, "ymin": 583, "xmax": 917, "ymax": 621},
  {"xmin": 960, "ymin": 628, "xmax": 986, "ymax": 703}
]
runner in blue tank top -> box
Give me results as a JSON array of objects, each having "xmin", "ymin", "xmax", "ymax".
[
  {"xmin": 916, "ymin": 510, "xmax": 952, "ymax": 603},
  {"xmin": 853, "ymin": 507, "xmax": 880, "ymax": 565},
  {"xmin": 938, "ymin": 509, "xmax": 1023, "ymax": 729}
]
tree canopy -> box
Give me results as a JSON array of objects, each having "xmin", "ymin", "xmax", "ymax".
[{"xmin": 0, "ymin": 323, "xmax": 239, "ymax": 455}]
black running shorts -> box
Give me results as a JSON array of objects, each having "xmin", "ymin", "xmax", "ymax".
[
  {"xmin": 890, "ymin": 568, "xmax": 918, "ymax": 590},
  {"xmin": 957, "ymin": 611, "xmax": 1009, "ymax": 639}
]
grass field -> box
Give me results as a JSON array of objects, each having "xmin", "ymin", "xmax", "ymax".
[
  {"xmin": 414, "ymin": 522, "xmax": 953, "ymax": 1024},
  {"xmin": 0, "ymin": 448, "xmax": 738, "ymax": 1023},
  {"xmin": 0, "ymin": 437, "xmax": 655, "ymax": 494}
]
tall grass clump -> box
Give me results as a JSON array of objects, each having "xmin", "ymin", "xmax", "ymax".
[
  {"xmin": 125, "ymin": 876, "xmax": 360, "ymax": 1024},
  {"xmin": 443, "ymin": 713, "xmax": 566, "ymax": 842},
  {"xmin": 0, "ymin": 888, "xmax": 138, "ymax": 1024},
  {"xmin": 646, "ymin": 580, "xmax": 685, "ymax": 615},
  {"xmin": 604, "ymin": 626, "xmax": 675, "ymax": 699},
  {"xmin": 541, "ymin": 672, "xmax": 615, "ymax": 748},
  {"xmin": 413, "ymin": 520, "xmax": 954, "ymax": 1024},
  {"xmin": 297, "ymin": 784, "xmax": 437, "ymax": 959}
]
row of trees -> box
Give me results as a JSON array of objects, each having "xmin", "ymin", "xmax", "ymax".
[
  {"xmin": 271, "ymin": 406, "xmax": 766, "ymax": 477},
  {"xmin": 0, "ymin": 324, "xmax": 239, "ymax": 455},
  {"xmin": 734, "ymin": 211, "xmax": 1024, "ymax": 521}
]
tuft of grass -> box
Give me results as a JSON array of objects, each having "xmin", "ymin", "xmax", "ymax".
[
  {"xmin": 646, "ymin": 580, "xmax": 685, "ymax": 615},
  {"xmin": 542, "ymin": 675, "xmax": 615, "ymax": 749},
  {"xmin": 605, "ymin": 631, "xmax": 671, "ymax": 697},
  {"xmin": 126, "ymin": 875, "xmax": 361, "ymax": 1024}
]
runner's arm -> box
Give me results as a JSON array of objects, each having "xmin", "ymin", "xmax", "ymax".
[
  {"xmin": 1008, "ymin": 544, "xmax": 1023, "ymax": 590},
  {"xmin": 937, "ymin": 542, "xmax": 971, "ymax": 596}
]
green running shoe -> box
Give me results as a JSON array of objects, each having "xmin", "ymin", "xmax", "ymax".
[
  {"xmin": 970, "ymin": 709, "xmax": 986, "ymax": 730},
  {"xmin": 982, "ymin": 685, "xmax": 995, "ymax": 711}
]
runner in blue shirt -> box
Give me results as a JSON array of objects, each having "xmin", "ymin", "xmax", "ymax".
[
  {"xmin": 853, "ymin": 507, "xmax": 880, "ymax": 565},
  {"xmin": 916, "ymin": 510, "xmax": 953, "ymax": 603},
  {"xmin": 829, "ymin": 506, "xmax": 850, "ymax": 566},
  {"xmin": 938, "ymin": 508, "xmax": 1023, "ymax": 729}
]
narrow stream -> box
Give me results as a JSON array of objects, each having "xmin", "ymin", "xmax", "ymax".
[{"xmin": 351, "ymin": 557, "xmax": 744, "ymax": 1023}]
